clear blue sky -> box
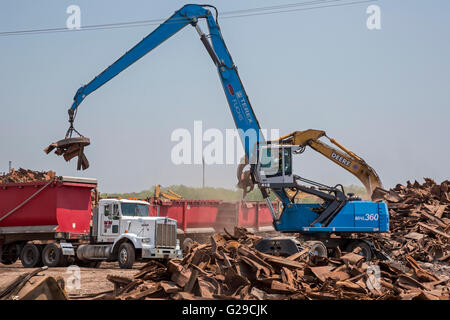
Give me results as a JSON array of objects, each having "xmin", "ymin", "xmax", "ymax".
[{"xmin": 0, "ymin": 0, "xmax": 449, "ymax": 193}]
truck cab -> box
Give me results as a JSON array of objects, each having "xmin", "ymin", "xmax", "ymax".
[
  {"xmin": 76, "ymin": 198, "xmax": 182, "ymax": 268},
  {"xmin": 97, "ymin": 199, "xmax": 153, "ymax": 242}
]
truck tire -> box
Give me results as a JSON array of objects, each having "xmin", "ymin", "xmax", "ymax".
[
  {"xmin": 182, "ymin": 238, "xmax": 194, "ymax": 253},
  {"xmin": 346, "ymin": 241, "xmax": 373, "ymax": 261},
  {"xmin": 1, "ymin": 243, "xmax": 21, "ymax": 265},
  {"xmin": 42, "ymin": 243, "xmax": 66, "ymax": 267},
  {"xmin": 20, "ymin": 244, "xmax": 43, "ymax": 268},
  {"xmin": 118, "ymin": 243, "xmax": 135, "ymax": 269}
]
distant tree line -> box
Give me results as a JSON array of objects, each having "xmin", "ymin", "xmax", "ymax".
[{"xmin": 103, "ymin": 184, "xmax": 367, "ymax": 202}]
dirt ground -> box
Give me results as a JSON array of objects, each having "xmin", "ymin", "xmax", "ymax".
[
  {"xmin": 0, "ymin": 261, "xmax": 145, "ymax": 298},
  {"xmin": 1, "ymin": 259, "xmax": 449, "ymax": 299}
]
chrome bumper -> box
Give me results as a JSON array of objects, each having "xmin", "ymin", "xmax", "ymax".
[{"xmin": 142, "ymin": 246, "xmax": 182, "ymax": 259}]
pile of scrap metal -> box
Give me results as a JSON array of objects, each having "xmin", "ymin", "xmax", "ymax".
[
  {"xmin": 44, "ymin": 137, "xmax": 90, "ymax": 170},
  {"xmin": 0, "ymin": 266, "xmax": 68, "ymax": 300},
  {"xmin": 370, "ymin": 178, "xmax": 449, "ymax": 263},
  {"xmin": 0, "ymin": 168, "xmax": 55, "ymax": 184},
  {"xmin": 95, "ymin": 228, "xmax": 448, "ymax": 300}
]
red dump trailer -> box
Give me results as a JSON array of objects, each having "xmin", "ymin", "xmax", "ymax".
[
  {"xmin": 0, "ymin": 176, "xmax": 96, "ymax": 266},
  {"xmin": 149, "ymin": 199, "xmax": 277, "ymax": 246}
]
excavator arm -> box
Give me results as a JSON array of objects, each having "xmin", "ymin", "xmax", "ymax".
[
  {"xmin": 276, "ymin": 129, "xmax": 382, "ymax": 198},
  {"xmin": 47, "ymin": 4, "xmax": 263, "ymax": 164}
]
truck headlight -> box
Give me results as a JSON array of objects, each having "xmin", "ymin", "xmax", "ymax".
[{"xmin": 142, "ymin": 238, "xmax": 151, "ymax": 243}]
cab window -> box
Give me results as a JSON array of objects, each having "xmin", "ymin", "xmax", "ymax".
[
  {"xmin": 260, "ymin": 147, "xmax": 282, "ymax": 177},
  {"xmin": 104, "ymin": 204, "xmax": 111, "ymax": 217},
  {"xmin": 284, "ymin": 148, "xmax": 292, "ymax": 176}
]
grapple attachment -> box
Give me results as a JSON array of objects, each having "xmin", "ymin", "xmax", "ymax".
[
  {"xmin": 44, "ymin": 137, "xmax": 90, "ymax": 170},
  {"xmin": 236, "ymin": 157, "xmax": 255, "ymax": 198}
]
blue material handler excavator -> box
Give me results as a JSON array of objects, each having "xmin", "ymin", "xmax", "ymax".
[{"xmin": 46, "ymin": 4, "xmax": 389, "ymax": 260}]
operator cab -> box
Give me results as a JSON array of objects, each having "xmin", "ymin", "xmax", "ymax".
[{"xmin": 256, "ymin": 145, "xmax": 300, "ymax": 188}]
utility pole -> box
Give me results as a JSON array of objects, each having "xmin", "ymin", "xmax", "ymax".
[
  {"xmin": 8, "ymin": 161, "xmax": 12, "ymax": 173},
  {"xmin": 202, "ymin": 156, "xmax": 205, "ymax": 188}
]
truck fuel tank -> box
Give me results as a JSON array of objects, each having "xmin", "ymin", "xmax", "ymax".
[{"xmin": 76, "ymin": 244, "xmax": 112, "ymax": 261}]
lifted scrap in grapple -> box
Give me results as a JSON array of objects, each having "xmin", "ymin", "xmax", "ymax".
[
  {"xmin": 44, "ymin": 137, "xmax": 90, "ymax": 170},
  {"xmin": 44, "ymin": 110, "xmax": 90, "ymax": 170}
]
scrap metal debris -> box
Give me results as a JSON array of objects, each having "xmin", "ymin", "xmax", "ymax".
[
  {"xmin": 370, "ymin": 178, "xmax": 449, "ymax": 263},
  {"xmin": 44, "ymin": 137, "xmax": 90, "ymax": 170},
  {"xmin": 98, "ymin": 228, "xmax": 448, "ymax": 300},
  {"xmin": 0, "ymin": 266, "xmax": 68, "ymax": 300},
  {"xmin": 0, "ymin": 168, "xmax": 56, "ymax": 184}
]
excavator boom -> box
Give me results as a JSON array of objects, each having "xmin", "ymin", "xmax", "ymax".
[
  {"xmin": 276, "ymin": 129, "xmax": 382, "ymax": 198},
  {"xmin": 46, "ymin": 4, "xmax": 263, "ymax": 168}
]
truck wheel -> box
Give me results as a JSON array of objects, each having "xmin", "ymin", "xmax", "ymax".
[
  {"xmin": 118, "ymin": 243, "xmax": 135, "ymax": 269},
  {"xmin": 346, "ymin": 241, "xmax": 373, "ymax": 261},
  {"xmin": 182, "ymin": 238, "xmax": 194, "ymax": 253},
  {"xmin": 20, "ymin": 244, "xmax": 42, "ymax": 268},
  {"xmin": 42, "ymin": 243, "xmax": 65, "ymax": 267},
  {"xmin": 1, "ymin": 244, "xmax": 21, "ymax": 265}
]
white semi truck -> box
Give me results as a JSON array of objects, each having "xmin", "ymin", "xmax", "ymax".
[
  {"xmin": 0, "ymin": 177, "xmax": 182, "ymax": 269},
  {"xmin": 75, "ymin": 198, "xmax": 182, "ymax": 268}
]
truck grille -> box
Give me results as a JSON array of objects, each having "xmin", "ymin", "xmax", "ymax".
[{"xmin": 156, "ymin": 223, "xmax": 176, "ymax": 247}]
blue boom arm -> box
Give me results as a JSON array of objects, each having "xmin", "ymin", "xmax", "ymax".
[{"xmin": 68, "ymin": 4, "xmax": 263, "ymax": 162}]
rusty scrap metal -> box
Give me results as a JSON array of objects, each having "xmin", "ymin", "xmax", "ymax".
[
  {"xmin": 100, "ymin": 227, "xmax": 449, "ymax": 301},
  {"xmin": 0, "ymin": 266, "xmax": 68, "ymax": 300},
  {"xmin": 0, "ymin": 168, "xmax": 55, "ymax": 184},
  {"xmin": 369, "ymin": 178, "xmax": 449, "ymax": 263},
  {"xmin": 44, "ymin": 137, "xmax": 90, "ymax": 170}
]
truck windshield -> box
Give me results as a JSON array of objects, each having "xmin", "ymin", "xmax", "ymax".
[{"xmin": 121, "ymin": 203, "xmax": 149, "ymax": 217}]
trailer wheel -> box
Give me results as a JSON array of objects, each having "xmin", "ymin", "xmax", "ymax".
[
  {"xmin": 42, "ymin": 243, "xmax": 65, "ymax": 267},
  {"xmin": 118, "ymin": 243, "xmax": 135, "ymax": 269},
  {"xmin": 20, "ymin": 244, "xmax": 43, "ymax": 268},
  {"xmin": 0, "ymin": 243, "xmax": 21, "ymax": 265},
  {"xmin": 346, "ymin": 241, "xmax": 373, "ymax": 261}
]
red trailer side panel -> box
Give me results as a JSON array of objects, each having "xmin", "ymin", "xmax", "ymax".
[
  {"xmin": 0, "ymin": 179, "xmax": 95, "ymax": 235},
  {"xmin": 238, "ymin": 201, "xmax": 275, "ymax": 231},
  {"xmin": 149, "ymin": 200, "xmax": 276, "ymax": 235},
  {"xmin": 55, "ymin": 183, "xmax": 93, "ymax": 234},
  {"xmin": 150, "ymin": 200, "xmax": 221, "ymax": 233}
]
